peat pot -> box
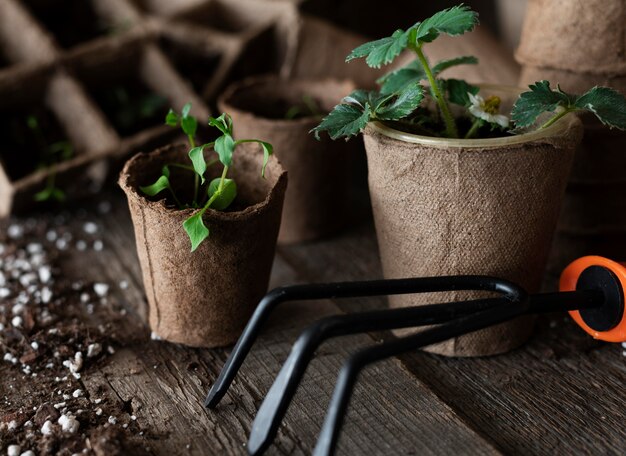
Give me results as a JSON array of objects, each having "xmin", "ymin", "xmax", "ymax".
[
  {"xmin": 219, "ymin": 75, "xmax": 357, "ymax": 244},
  {"xmin": 363, "ymin": 85, "xmax": 583, "ymax": 357},
  {"xmin": 119, "ymin": 143, "xmax": 287, "ymax": 347}
]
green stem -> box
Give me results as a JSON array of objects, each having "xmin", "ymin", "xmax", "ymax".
[
  {"xmin": 464, "ymin": 118, "xmax": 482, "ymax": 139},
  {"xmin": 217, "ymin": 166, "xmax": 229, "ymax": 193},
  {"xmin": 539, "ymin": 108, "xmax": 575, "ymax": 130},
  {"xmin": 167, "ymin": 163, "xmax": 195, "ymax": 172},
  {"xmin": 168, "ymin": 186, "xmax": 183, "ymax": 209},
  {"xmin": 188, "ymin": 134, "xmax": 199, "ymax": 205},
  {"xmin": 412, "ymin": 44, "xmax": 458, "ymax": 138}
]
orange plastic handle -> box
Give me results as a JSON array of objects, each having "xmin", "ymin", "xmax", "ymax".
[{"xmin": 560, "ymin": 256, "xmax": 626, "ymax": 342}]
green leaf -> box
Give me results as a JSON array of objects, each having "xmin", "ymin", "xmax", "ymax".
[
  {"xmin": 574, "ymin": 87, "xmax": 626, "ymax": 130},
  {"xmin": 165, "ymin": 109, "xmax": 179, "ymax": 127},
  {"xmin": 341, "ymin": 90, "xmax": 371, "ymax": 108},
  {"xmin": 209, "ymin": 113, "xmax": 232, "ymax": 136},
  {"xmin": 311, "ymin": 102, "xmax": 372, "ymax": 140},
  {"xmin": 431, "ymin": 55, "xmax": 478, "ymax": 75},
  {"xmin": 259, "ymin": 141, "xmax": 273, "ymax": 177},
  {"xmin": 443, "ymin": 79, "xmax": 479, "ymax": 106},
  {"xmin": 214, "ymin": 134, "xmax": 235, "ymax": 167},
  {"xmin": 181, "ymin": 116, "xmax": 197, "ymax": 138},
  {"xmin": 511, "ymin": 80, "xmax": 574, "ymax": 128},
  {"xmin": 207, "ymin": 178, "xmax": 237, "ymax": 210},
  {"xmin": 140, "ymin": 175, "xmax": 170, "ymax": 196},
  {"xmin": 188, "ymin": 147, "xmax": 207, "ymax": 184},
  {"xmin": 411, "ymin": 4, "xmax": 479, "ymax": 45},
  {"xmin": 375, "ymin": 83, "xmax": 424, "ymax": 120},
  {"xmin": 161, "ymin": 165, "xmax": 170, "ymax": 178},
  {"xmin": 183, "ymin": 212, "xmax": 209, "ymax": 252},
  {"xmin": 346, "ymin": 29, "xmax": 409, "ymax": 68},
  {"xmin": 378, "ymin": 61, "xmax": 426, "ymax": 95},
  {"xmin": 181, "ymin": 102, "xmax": 192, "ymax": 118}
]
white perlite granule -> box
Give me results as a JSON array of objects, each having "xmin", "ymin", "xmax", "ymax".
[
  {"xmin": 83, "ymin": 222, "xmax": 98, "ymax": 235},
  {"xmin": 62, "ymin": 352, "xmax": 83, "ymax": 374},
  {"xmin": 20, "ymin": 451, "xmax": 35, "ymax": 456},
  {"xmin": 41, "ymin": 420, "xmax": 53, "ymax": 435},
  {"xmin": 58, "ymin": 414, "xmax": 79, "ymax": 433},
  {"xmin": 93, "ymin": 283, "xmax": 109, "ymax": 297},
  {"xmin": 86, "ymin": 343, "xmax": 102, "ymax": 358},
  {"xmin": 7, "ymin": 444, "xmax": 20, "ymax": 456},
  {"xmin": 72, "ymin": 389, "xmax": 83, "ymax": 398},
  {"xmin": 108, "ymin": 416, "xmax": 117, "ymax": 425}
]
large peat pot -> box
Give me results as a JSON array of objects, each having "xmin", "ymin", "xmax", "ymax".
[{"xmin": 363, "ymin": 85, "xmax": 583, "ymax": 357}]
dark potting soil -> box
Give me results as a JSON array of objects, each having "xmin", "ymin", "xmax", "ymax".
[
  {"xmin": 0, "ymin": 106, "xmax": 74, "ymax": 181},
  {"xmin": 21, "ymin": 0, "xmax": 117, "ymax": 49},
  {"xmin": 88, "ymin": 78, "xmax": 169, "ymax": 138},
  {"xmin": 0, "ymin": 210, "xmax": 152, "ymax": 455},
  {"xmin": 0, "ymin": 49, "xmax": 10, "ymax": 69},
  {"xmin": 383, "ymin": 115, "xmax": 514, "ymax": 139},
  {"xmin": 158, "ymin": 37, "xmax": 221, "ymax": 95}
]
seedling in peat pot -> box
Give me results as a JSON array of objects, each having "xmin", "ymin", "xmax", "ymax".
[
  {"xmin": 312, "ymin": 4, "xmax": 626, "ymax": 141},
  {"xmin": 140, "ymin": 103, "xmax": 273, "ymax": 251}
]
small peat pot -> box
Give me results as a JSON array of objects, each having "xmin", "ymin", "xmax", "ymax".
[
  {"xmin": 119, "ymin": 143, "xmax": 287, "ymax": 347},
  {"xmin": 219, "ymin": 76, "xmax": 357, "ymax": 244},
  {"xmin": 363, "ymin": 85, "xmax": 583, "ymax": 357}
]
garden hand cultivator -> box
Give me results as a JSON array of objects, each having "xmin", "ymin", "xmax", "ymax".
[{"xmin": 205, "ymin": 255, "xmax": 626, "ymax": 456}]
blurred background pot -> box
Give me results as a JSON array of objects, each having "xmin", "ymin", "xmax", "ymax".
[{"xmin": 220, "ymin": 75, "xmax": 358, "ymax": 244}]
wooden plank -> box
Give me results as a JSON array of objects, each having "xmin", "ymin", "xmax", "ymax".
[{"xmin": 61, "ymin": 192, "xmax": 502, "ymax": 455}]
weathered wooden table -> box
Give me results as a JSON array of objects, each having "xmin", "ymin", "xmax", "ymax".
[{"xmin": 2, "ymin": 29, "xmax": 625, "ymax": 456}]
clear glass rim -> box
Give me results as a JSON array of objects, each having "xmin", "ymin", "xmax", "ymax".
[{"xmin": 368, "ymin": 84, "xmax": 579, "ymax": 148}]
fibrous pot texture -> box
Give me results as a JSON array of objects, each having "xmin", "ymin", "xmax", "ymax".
[{"xmin": 119, "ymin": 143, "xmax": 287, "ymax": 347}]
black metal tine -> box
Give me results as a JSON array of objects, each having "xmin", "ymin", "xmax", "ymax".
[
  {"xmin": 312, "ymin": 299, "xmax": 530, "ymax": 456},
  {"xmin": 246, "ymin": 297, "xmax": 508, "ymax": 456},
  {"xmin": 205, "ymin": 276, "xmax": 524, "ymax": 409}
]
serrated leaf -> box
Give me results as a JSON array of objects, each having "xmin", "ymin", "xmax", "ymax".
[
  {"xmin": 140, "ymin": 175, "xmax": 170, "ymax": 196},
  {"xmin": 346, "ymin": 29, "xmax": 409, "ymax": 68},
  {"xmin": 165, "ymin": 109, "xmax": 179, "ymax": 127},
  {"xmin": 183, "ymin": 212, "xmax": 209, "ymax": 252},
  {"xmin": 511, "ymin": 80, "xmax": 574, "ymax": 128},
  {"xmin": 342, "ymin": 90, "xmax": 371, "ymax": 108},
  {"xmin": 214, "ymin": 134, "xmax": 235, "ymax": 167},
  {"xmin": 311, "ymin": 103, "xmax": 371, "ymax": 140},
  {"xmin": 188, "ymin": 146, "xmax": 207, "ymax": 184},
  {"xmin": 376, "ymin": 83, "xmax": 424, "ymax": 120},
  {"xmin": 181, "ymin": 116, "xmax": 197, "ymax": 137},
  {"xmin": 411, "ymin": 4, "xmax": 479, "ymax": 44},
  {"xmin": 378, "ymin": 61, "xmax": 426, "ymax": 95},
  {"xmin": 443, "ymin": 79, "xmax": 479, "ymax": 106},
  {"xmin": 181, "ymin": 102, "xmax": 192, "ymax": 118},
  {"xmin": 207, "ymin": 178, "xmax": 237, "ymax": 210},
  {"xmin": 574, "ymin": 87, "xmax": 626, "ymax": 130},
  {"xmin": 431, "ymin": 55, "xmax": 478, "ymax": 75}
]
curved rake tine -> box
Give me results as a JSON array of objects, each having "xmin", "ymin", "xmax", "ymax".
[
  {"xmin": 247, "ymin": 296, "xmax": 509, "ymax": 456},
  {"xmin": 313, "ymin": 299, "xmax": 530, "ymax": 456},
  {"xmin": 205, "ymin": 276, "xmax": 524, "ymax": 409}
]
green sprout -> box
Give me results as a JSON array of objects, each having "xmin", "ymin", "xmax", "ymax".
[
  {"xmin": 140, "ymin": 103, "xmax": 273, "ymax": 252},
  {"xmin": 26, "ymin": 115, "xmax": 74, "ymax": 203},
  {"xmin": 312, "ymin": 4, "xmax": 626, "ymax": 141}
]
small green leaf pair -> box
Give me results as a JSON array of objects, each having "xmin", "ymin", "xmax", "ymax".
[{"xmin": 140, "ymin": 104, "xmax": 273, "ymax": 252}]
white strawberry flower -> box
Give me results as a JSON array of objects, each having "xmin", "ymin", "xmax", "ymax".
[{"xmin": 468, "ymin": 93, "xmax": 509, "ymax": 128}]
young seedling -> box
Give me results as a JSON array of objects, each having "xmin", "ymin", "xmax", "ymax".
[
  {"xmin": 25, "ymin": 115, "xmax": 74, "ymax": 203},
  {"xmin": 140, "ymin": 103, "xmax": 273, "ymax": 252},
  {"xmin": 312, "ymin": 4, "xmax": 626, "ymax": 141}
]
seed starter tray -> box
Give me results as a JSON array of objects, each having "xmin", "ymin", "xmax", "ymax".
[{"xmin": 0, "ymin": 0, "xmax": 380, "ymax": 216}]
